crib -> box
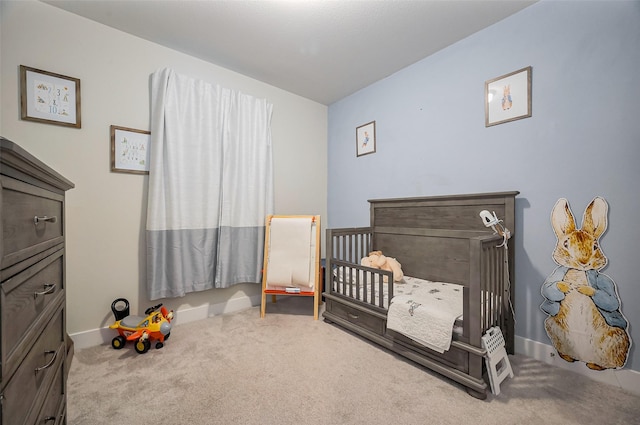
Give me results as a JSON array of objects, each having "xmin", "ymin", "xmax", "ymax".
[{"xmin": 322, "ymin": 191, "xmax": 518, "ymax": 399}]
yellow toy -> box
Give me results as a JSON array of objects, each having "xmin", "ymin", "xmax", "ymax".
[{"xmin": 109, "ymin": 298, "xmax": 174, "ymax": 354}]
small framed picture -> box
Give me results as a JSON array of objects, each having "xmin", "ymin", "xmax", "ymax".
[
  {"xmin": 110, "ymin": 125, "xmax": 151, "ymax": 174},
  {"xmin": 20, "ymin": 65, "xmax": 81, "ymax": 128},
  {"xmin": 356, "ymin": 121, "xmax": 376, "ymax": 157},
  {"xmin": 485, "ymin": 66, "xmax": 532, "ymax": 127}
]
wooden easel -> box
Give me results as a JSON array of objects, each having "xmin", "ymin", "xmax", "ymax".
[{"xmin": 260, "ymin": 215, "xmax": 321, "ymax": 320}]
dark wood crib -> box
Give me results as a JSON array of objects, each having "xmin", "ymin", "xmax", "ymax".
[{"xmin": 322, "ymin": 191, "xmax": 518, "ymax": 399}]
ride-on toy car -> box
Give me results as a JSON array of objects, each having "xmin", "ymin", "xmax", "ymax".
[{"xmin": 109, "ymin": 298, "xmax": 174, "ymax": 354}]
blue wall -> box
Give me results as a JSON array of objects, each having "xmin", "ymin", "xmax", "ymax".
[{"xmin": 328, "ymin": 0, "xmax": 640, "ymax": 371}]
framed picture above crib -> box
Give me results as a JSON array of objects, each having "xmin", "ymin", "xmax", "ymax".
[
  {"xmin": 485, "ymin": 66, "xmax": 532, "ymax": 127},
  {"xmin": 110, "ymin": 125, "xmax": 151, "ymax": 174},
  {"xmin": 356, "ymin": 121, "xmax": 376, "ymax": 157}
]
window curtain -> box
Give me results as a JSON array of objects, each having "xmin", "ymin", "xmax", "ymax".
[{"xmin": 146, "ymin": 68, "xmax": 274, "ymax": 300}]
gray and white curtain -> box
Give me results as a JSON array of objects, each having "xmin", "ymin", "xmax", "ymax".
[{"xmin": 146, "ymin": 68, "xmax": 274, "ymax": 300}]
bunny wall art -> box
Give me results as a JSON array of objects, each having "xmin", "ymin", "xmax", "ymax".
[{"xmin": 541, "ymin": 197, "xmax": 631, "ymax": 370}]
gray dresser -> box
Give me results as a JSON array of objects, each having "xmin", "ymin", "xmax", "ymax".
[{"xmin": 0, "ymin": 137, "xmax": 74, "ymax": 425}]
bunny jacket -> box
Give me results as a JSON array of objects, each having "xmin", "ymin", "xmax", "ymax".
[{"xmin": 541, "ymin": 266, "xmax": 628, "ymax": 330}]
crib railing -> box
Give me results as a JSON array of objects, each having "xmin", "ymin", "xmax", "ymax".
[
  {"xmin": 328, "ymin": 227, "xmax": 372, "ymax": 264},
  {"xmin": 325, "ymin": 228, "xmax": 392, "ymax": 310},
  {"xmin": 478, "ymin": 237, "xmax": 513, "ymax": 352}
]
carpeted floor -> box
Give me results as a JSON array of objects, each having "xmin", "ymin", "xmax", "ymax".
[{"xmin": 68, "ymin": 296, "xmax": 640, "ymax": 424}]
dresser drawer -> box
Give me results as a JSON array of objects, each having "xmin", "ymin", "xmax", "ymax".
[
  {"xmin": 328, "ymin": 299, "xmax": 385, "ymax": 335},
  {"xmin": 1, "ymin": 307, "xmax": 65, "ymax": 425},
  {"xmin": 2, "ymin": 175, "xmax": 65, "ymax": 270},
  {"xmin": 2, "ymin": 251, "xmax": 64, "ymax": 376},
  {"xmin": 32, "ymin": 359, "xmax": 66, "ymax": 425}
]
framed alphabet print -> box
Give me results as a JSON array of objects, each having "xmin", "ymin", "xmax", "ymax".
[
  {"xmin": 110, "ymin": 125, "xmax": 151, "ymax": 174},
  {"xmin": 485, "ymin": 66, "xmax": 532, "ymax": 127},
  {"xmin": 20, "ymin": 65, "xmax": 81, "ymax": 128},
  {"xmin": 356, "ymin": 121, "xmax": 376, "ymax": 157}
]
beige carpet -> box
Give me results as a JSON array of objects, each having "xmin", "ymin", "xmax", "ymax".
[{"xmin": 68, "ymin": 296, "xmax": 639, "ymax": 424}]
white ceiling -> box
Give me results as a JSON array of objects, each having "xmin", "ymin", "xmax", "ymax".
[{"xmin": 43, "ymin": 0, "xmax": 536, "ymax": 105}]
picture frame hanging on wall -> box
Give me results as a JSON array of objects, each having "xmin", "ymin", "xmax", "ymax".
[
  {"xmin": 110, "ymin": 125, "xmax": 151, "ymax": 175},
  {"xmin": 356, "ymin": 121, "xmax": 376, "ymax": 157},
  {"xmin": 485, "ymin": 66, "xmax": 532, "ymax": 127},
  {"xmin": 20, "ymin": 65, "xmax": 81, "ymax": 128}
]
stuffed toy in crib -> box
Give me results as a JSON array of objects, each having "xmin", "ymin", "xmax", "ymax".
[{"xmin": 360, "ymin": 250, "xmax": 404, "ymax": 282}]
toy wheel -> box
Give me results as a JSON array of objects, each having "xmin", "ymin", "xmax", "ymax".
[
  {"xmin": 164, "ymin": 332, "xmax": 170, "ymax": 341},
  {"xmin": 156, "ymin": 342, "xmax": 164, "ymax": 349},
  {"xmin": 135, "ymin": 339, "xmax": 151, "ymax": 354},
  {"xmin": 111, "ymin": 336, "xmax": 126, "ymax": 350}
]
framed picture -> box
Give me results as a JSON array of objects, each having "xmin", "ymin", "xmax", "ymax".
[
  {"xmin": 356, "ymin": 121, "xmax": 376, "ymax": 157},
  {"xmin": 110, "ymin": 125, "xmax": 151, "ymax": 174},
  {"xmin": 20, "ymin": 65, "xmax": 81, "ymax": 128},
  {"xmin": 485, "ymin": 66, "xmax": 532, "ymax": 127}
]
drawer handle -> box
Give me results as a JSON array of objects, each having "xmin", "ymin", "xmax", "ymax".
[
  {"xmin": 43, "ymin": 417, "xmax": 56, "ymax": 423},
  {"xmin": 347, "ymin": 312, "xmax": 359, "ymax": 320},
  {"xmin": 34, "ymin": 283, "xmax": 57, "ymax": 298},
  {"xmin": 34, "ymin": 215, "xmax": 58, "ymax": 225},
  {"xmin": 35, "ymin": 350, "xmax": 57, "ymax": 374}
]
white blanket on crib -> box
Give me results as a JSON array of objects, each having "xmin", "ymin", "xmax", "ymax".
[{"xmin": 387, "ymin": 278, "xmax": 464, "ymax": 353}]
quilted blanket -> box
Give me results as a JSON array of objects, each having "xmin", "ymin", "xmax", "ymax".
[{"xmin": 387, "ymin": 277, "xmax": 464, "ymax": 353}]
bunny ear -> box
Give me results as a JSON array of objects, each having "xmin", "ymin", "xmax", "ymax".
[
  {"xmin": 582, "ymin": 196, "xmax": 608, "ymax": 238},
  {"xmin": 551, "ymin": 198, "xmax": 576, "ymax": 238}
]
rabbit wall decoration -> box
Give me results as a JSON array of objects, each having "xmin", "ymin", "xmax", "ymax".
[
  {"xmin": 541, "ymin": 197, "xmax": 631, "ymax": 370},
  {"xmin": 501, "ymin": 84, "xmax": 512, "ymax": 110}
]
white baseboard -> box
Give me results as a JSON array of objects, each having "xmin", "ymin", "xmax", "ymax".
[
  {"xmin": 70, "ymin": 294, "xmax": 262, "ymax": 351},
  {"xmin": 515, "ymin": 335, "xmax": 640, "ymax": 396}
]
